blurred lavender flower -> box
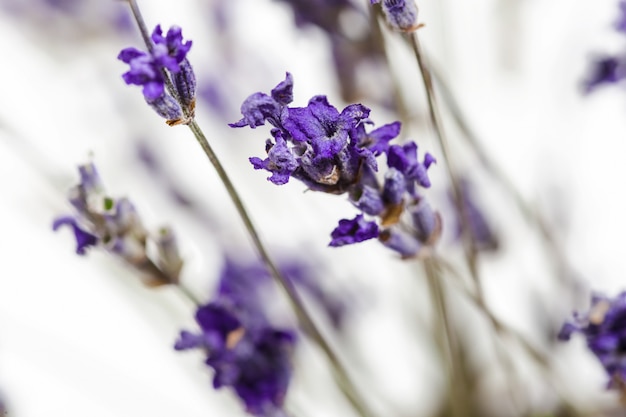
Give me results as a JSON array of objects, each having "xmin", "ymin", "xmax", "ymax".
[
  {"xmin": 559, "ymin": 292, "xmax": 626, "ymax": 393},
  {"xmin": 276, "ymin": 0, "xmax": 352, "ymax": 33},
  {"xmin": 118, "ymin": 25, "xmax": 196, "ymax": 124},
  {"xmin": 231, "ymin": 73, "xmax": 439, "ymax": 257},
  {"xmin": 0, "ymin": 0, "xmax": 131, "ymax": 36},
  {"xmin": 278, "ymin": 0, "xmax": 392, "ymax": 103},
  {"xmin": 583, "ymin": 1, "xmax": 626, "ymax": 92},
  {"xmin": 584, "ymin": 55, "xmax": 626, "ymax": 93},
  {"xmin": 449, "ymin": 180, "xmax": 499, "ymax": 252},
  {"xmin": 371, "ymin": 0, "xmax": 420, "ymax": 33},
  {"xmin": 53, "ymin": 162, "xmax": 184, "ymax": 287},
  {"xmin": 175, "ymin": 258, "xmax": 299, "ymax": 416}
]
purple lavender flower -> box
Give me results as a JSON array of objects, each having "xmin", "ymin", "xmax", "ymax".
[
  {"xmin": 449, "ymin": 181, "xmax": 499, "ymax": 252},
  {"xmin": 583, "ymin": 55, "xmax": 626, "ymax": 93},
  {"xmin": 559, "ymin": 292, "xmax": 626, "ymax": 390},
  {"xmin": 232, "ymin": 73, "xmax": 439, "ymax": 257},
  {"xmin": 118, "ymin": 25, "xmax": 195, "ymax": 124},
  {"xmin": 53, "ymin": 162, "xmax": 184, "ymax": 286},
  {"xmin": 276, "ymin": 0, "xmax": 353, "ymax": 33},
  {"xmin": 175, "ymin": 259, "xmax": 298, "ymax": 416},
  {"xmin": 371, "ymin": 0, "xmax": 420, "ymax": 33},
  {"xmin": 52, "ymin": 216, "xmax": 98, "ymax": 255},
  {"xmin": 330, "ymin": 214, "xmax": 380, "ymax": 246}
]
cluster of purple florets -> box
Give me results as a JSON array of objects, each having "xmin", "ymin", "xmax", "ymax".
[
  {"xmin": 118, "ymin": 25, "xmax": 196, "ymax": 124},
  {"xmin": 559, "ymin": 292, "xmax": 626, "ymax": 390},
  {"xmin": 230, "ymin": 73, "xmax": 439, "ymax": 257},
  {"xmin": 584, "ymin": 1, "xmax": 626, "ymax": 92},
  {"xmin": 175, "ymin": 259, "xmax": 297, "ymax": 416},
  {"xmin": 371, "ymin": 0, "xmax": 419, "ymax": 32},
  {"xmin": 53, "ymin": 163, "xmax": 183, "ymax": 286}
]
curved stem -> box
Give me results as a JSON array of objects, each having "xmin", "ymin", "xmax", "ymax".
[
  {"xmin": 123, "ymin": 3, "xmax": 373, "ymax": 415},
  {"xmin": 426, "ymin": 57, "xmax": 577, "ymax": 288},
  {"xmin": 186, "ymin": 121, "xmax": 373, "ymax": 417},
  {"xmin": 423, "ymin": 258, "xmax": 468, "ymax": 417}
]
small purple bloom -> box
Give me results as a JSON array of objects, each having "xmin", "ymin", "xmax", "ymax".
[
  {"xmin": 283, "ymin": 96, "xmax": 370, "ymax": 158},
  {"xmin": 329, "ymin": 214, "xmax": 380, "ymax": 246},
  {"xmin": 583, "ymin": 55, "xmax": 626, "ymax": 93},
  {"xmin": 250, "ymin": 131, "xmax": 299, "ymax": 185},
  {"xmin": 52, "ymin": 216, "xmax": 98, "ymax": 255},
  {"xmin": 559, "ymin": 292, "xmax": 626, "ymax": 389},
  {"xmin": 55, "ymin": 163, "xmax": 182, "ymax": 286},
  {"xmin": 151, "ymin": 25, "xmax": 192, "ymax": 64},
  {"xmin": 378, "ymin": 228, "xmax": 422, "ymax": 258},
  {"xmin": 271, "ymin": 72, "xmax": 294, "ymax": 106},
  {"xmin": 350, "ymin": 185, "xmax": 385, "ymax": 215},
  {"xmin": 176, "ymin": 300, "xmax": 296, "ymax": 415},
  {"xmin": 352, "ymin": 121, "xmax": 401, "ymax": 156},
  {"xmin": 450, "ymin": 181, "xmax": 499, "ymax": 252},
  {"xmin": 387, "ymin": 143, "xmax": 435, "ymax": 191},
  {"xmin": 374, "ymin": 0, "xmax": 420, "ymax": 32},
  {"xmin": 173, "ymin": 58, "xmax": 197, "ymax": 109},
  {"xmin": 146, "ymin": 93, "xmax": 183, "ymax": 120},
  {"xmin": 409, "ymin": 199, "xmax": 440, "ymax": 244},
  {"xmin": 118, "ymin": 25, "xmax": 194, "ymax": 122},
  {"xmin": 382, "ymin": 168, "xmax": 406, "ymax": 205},
  {"xmin": 118, "ymin": 47, "xmax": 169, "ymax": 100},
  {"xmin": 230, "ymin": 93, "xmax": 283, "ymax": 129}
]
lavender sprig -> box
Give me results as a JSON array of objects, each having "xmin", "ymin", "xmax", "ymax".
[
  {"xmin": 118, "ymin": 2, "xmax": 373, "ymax": 416},
  {"xmin": 559, "ymin": 292, "xmax": 626, "ymax": 397},
  {"xmin": 52, "ymin": 162, "xmax": 187, "ymax": 289},
  {"xmin": 176, "ymin": 258, "xmax": 298, "ymax": 416},
  {"xmin": 231, "ymin": 72, "xmax": 440, "ymax": 258}
]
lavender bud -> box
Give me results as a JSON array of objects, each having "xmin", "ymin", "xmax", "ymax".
[
  {"xmin": 382, "ymin": 167, "xmax": 406, "ymax": 205},
  {"xmin": 155, "ymin": 226, "xmax": 184, "ymax": 282},
  {"xmin": 350, "ymin": 185, "xmax": 385, "ymax": 215},
  {"xmin": 174, "ymin": 58, "xmax": 196, "ymax": 112},
  {"xmin": 410, "ymin": 199, "xmax": 441, "ymax": 244},
  {"xmin": 378, "ymin": 228, "xmax": 422, "ymax": 258},
  {"xmin": 375, "ymin": 0, "xmax": 420, "ymax": 33},
  {"xmin": 145, "ymin": 93, "xmax": 184, "ymax": 124}
]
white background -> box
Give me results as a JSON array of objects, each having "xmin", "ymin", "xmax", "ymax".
[{"xmin": 0, "ymin": 0, "xmax": 625, "ymax": 416}]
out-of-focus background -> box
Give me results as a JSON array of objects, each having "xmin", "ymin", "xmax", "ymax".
[{"xmin": 1, "ymin": 0, "xmax": 625, "ymax": 416}]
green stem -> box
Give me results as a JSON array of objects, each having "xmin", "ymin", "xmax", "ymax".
[{"xmin": 124, "ymin": 2, "xmax": 373, "ymax": 416}]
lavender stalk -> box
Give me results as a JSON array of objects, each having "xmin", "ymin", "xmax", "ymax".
[{"xmin": 120, "ymin": 2, "xmax": 373, "ymax": 416}]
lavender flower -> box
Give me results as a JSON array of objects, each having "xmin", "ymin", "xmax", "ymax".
[
  {"xmin": 231, "ymin": 73, "xmax": 439, "ymax": 257},
  {"xmin": 118, "ymin": 25, "xmax": 196, "ymax": 124},
  {"xmin": 583, "ymin": 1, "xmax": 626, "ymax": 92},
  {"xmin": 53, "ymin": 162, "xmax": 184, "ymax": 287},
  {"xmin": 559, "ymin": 292, "xmax": 626, "ymax": 391},
  {"xmin": 371, "ymin": 0, "xmax": 420, "ymax": 33},
  {"xmin": 276, "ymin": 0, "xmax": 352, "ymax": 33},
  {"xmin": 449, "ymin": 180, "xmax": 499, "ymax": 252},
  {"xmin": 175, "ymin": 258, "xmax": 298, "ymax": 416}
]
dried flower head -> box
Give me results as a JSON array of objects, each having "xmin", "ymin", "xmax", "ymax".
[
  {"xmin": 231, "ymin": 73, "xmax": 439, "ymax": 258},
  {"xmin": 559, "ymin": 292, "xmax": 626, "ymax": 393},
  {"xmin": 53, "ymin": 162, "xmax": 184, "ymax": 287},
  {"xmin": 118, "ymin": 25, "xmax": 196, "ymax": 124}
]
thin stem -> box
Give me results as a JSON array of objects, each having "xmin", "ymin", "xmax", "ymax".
[
  {"xmin": 406, "ymin": 32, "xmax": 484, "ymax": 296},
  {"xmin": 422, "ymin": 258, "xmax": 468, "ymax": 417},
  {"xmin": 426, "ymin": 57, "xmax": 577, "ymax": 288},
  {"xmin": 124, "ymin": 3, "xmax": 372, "ymax": 416},
  {"xmin": 187, "ymin": 122, "xmax": 373, "ymax": 417}
]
